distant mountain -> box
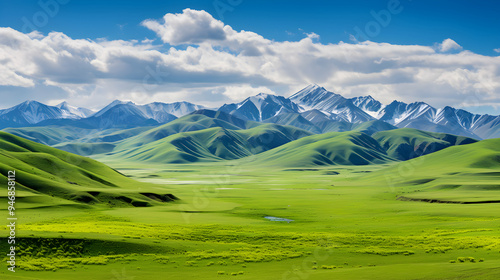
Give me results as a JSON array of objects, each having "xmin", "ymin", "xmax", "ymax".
[
  {"xmin": 23, "ymin": 100, "xmax": 207, "ymax": 130},
  {"xmin": 36, "ymin": 103, "xmax": 160, "ymax": 129},
  {"xmin": 84, "ymin": 103, "xmax": 161, "ymax": 129},
  {"xmin": 286, "ymin": 86, "xmax": 497, "ymax": 140},
  {"xmin": 219, "ymin": 93, "xmax": 301, "ymax": 121},
  {"xmin": 2, "ymin": 86, "xmax": 500, "ymax": 139},
  {"xmin": 289, "ymin": 84, "xmax": 374, "ymax": 123},
  {"xmin": 0, "ymin": 100, "xmax": 91, "ymax": 129},
  {"xmin": 351, "ymin": 98, "xmax": 495, "ymax": 139},
  {"xmin": 349, "ymin": 96, "xmax": 383, "ymax": 118},
  {"xmin": 56, "ymin": 101, "xmax": 95, "ymax": 118},
  {"xmin": 95, "ymin": 100, "xmax": 203, "ymax": 121},
  {"xmin": 143, "ymin": 101, "xmax": 205, "ymax": 118}
]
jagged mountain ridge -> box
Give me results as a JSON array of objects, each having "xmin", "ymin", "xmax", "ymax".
[{"xmin": 1, "ymin": 85, "xmax": 499, "ymax": 139}]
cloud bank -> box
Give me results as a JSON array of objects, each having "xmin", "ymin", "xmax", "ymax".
[{"xmin": 1, "ymin": 8, "xmax": 500, "ymax": 112}]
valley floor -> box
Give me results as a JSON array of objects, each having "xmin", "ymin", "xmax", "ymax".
[{"xmin": 2, "ymin": 160, "xmax": 500, "ymax": 279}]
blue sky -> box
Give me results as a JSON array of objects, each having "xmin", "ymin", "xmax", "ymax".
[
  {"xmin": 0, "ymin": 0, "xmax": 500, "ymax": 114},
  {"xmin": 2, "ymin": 0, "xmax": 499, "ymax": 55}
]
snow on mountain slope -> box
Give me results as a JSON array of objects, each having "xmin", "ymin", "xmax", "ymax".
[
  {"xmin": 219, "ymin": 93, "xmax": 302, "ymax": 121},
  {"xmin": 142, "ymin": 102, "xmax": 204, "ymax": 118},
  {"xmin": 377, "ymin": 101, "xmax": 436, "ymax": 126},
  {"xmin": 289, "ymin": 84, "xmax": 374, "ymax": 123},
  {"xmin": 349, "ymin": 96, "xmax": 384, "ymax": 118},
  {"xmin": 92, "ymin": 100, "xmax": 205, "ymax": 124},
  {"xmin": 56, "ymin": 102, "xmax": 95, "ymax": 118},
  {"xmin": 0, "ymin": 100, "xmax": 91, "ymax": 128},
  {"xmin": 2, "ymin": 85, "xmax": 500, "ymax": 139}
]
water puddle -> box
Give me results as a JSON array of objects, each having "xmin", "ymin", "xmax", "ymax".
[{"xmin": 264, "ymin": 216, "xmax": 294, "ymax": 223}]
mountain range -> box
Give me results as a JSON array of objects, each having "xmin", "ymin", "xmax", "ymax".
[
  {"xmin": 1, "ymin": 84, "xmax": 500, "ymax": 139},
  {"xmin": 19, "ymin": 109, "xmax": 470, "ymax": 168}
]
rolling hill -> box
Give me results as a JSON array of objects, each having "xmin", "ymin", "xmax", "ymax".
[
  {"xmin": 373, "ymin": 128, "xmax": 478, "ymax": 160},
  {"xmin": 362, "ymin": 137, "xmax": 500, "ymax": 203},
  {"xmin": 242, "ymin": 131, "xmax": 395, "ymax": 167},
  {"xmin": 3, "ymin": 126, "xmax": 155, "ymax": 146},
  {"xmin": 105, "ymin": 124, "xmax": 313, "ymax": 163},
  {"xmin": 114, "ymin": 110, "xmax": 260, "ymax": 150},
  {"xmin": 235, "ymin": 128, "xmax": 477, "ymax": 167},
  {"xmin": 0, "ymin": 132, "xmax": 177, "ymax": 208}
]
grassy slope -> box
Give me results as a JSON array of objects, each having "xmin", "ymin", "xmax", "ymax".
[
  {"xmin": 0, "ymin": 132, "xmax": 177, "ymax": 208},
  {"xmin": 373, "ymin": 128, "xmax": 477, "ymax": 160},
  {"xmin": 3, "ymin": 126, "xmax": 155, "ymax": 146},
  {"xmin": 7, "ymin": 156, "xmax": 499, "ymax": 280},
  {"xmin": 3, "ymin": 126, "xmax": 89, "ymax": 146},
  {"xmin": 114, "ymin": 113, "xmax": 256, "ymax": 150},
  {"xmin": 1, "ymin": 134, "xmax": 500, "ymax": 279},
  {"xmin": 244, "ymin": 131, "xmax": 395, "ymax": 167},
  {"xmin": 362, "ymin": 137, "xmax": 500, "ymax": 202},
  {"xmin": 103, "ymin": 127, "xmax": 479, "ymax": 167},
  {"xmin": 104, "ymin": 124, "xmax": 313, "ymax": 163}
]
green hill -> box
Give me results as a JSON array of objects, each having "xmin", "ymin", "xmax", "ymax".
[
  {"xmin": 3, "ymin": 126, "xmax": 155, "ymax": 146},
  {"xmin": 106, "ymin": 124, "xmax": 313, "ymax": 163},
  {"xmin": 264, "ymin": 115, "xmax": 397, "ymax": 135},
  {"xmin": 104, "ymin": 126, "xmax": 478, "ymax": 167},
  {"xmin": 53, "ymin": 142, "xmax": 116, "ymax": 156},
  {"xmin": 373, "ymin": 128, "xmax": 477, "ymax": 160},
  {"xmin": 242, "ymin": 131, "xmax": 395, "ymax": 167},
  {"xmin": 264, "ymin": 113, "xmax": 322, "ymax": 133},
  {"xmin": 363, "ymin": 137, "xmax": 500, "ymax": 203},
  {"xmin": 352, "ymin": 120, "xmax": 397, "ymax": 135},
  {"xmin": 116, "ymin": 112, "xmax": 260, "ymax": 151},
  {"xmin": 0, "ymin": 132, "xmax": 177, "ymax": 208},
  {"xmin": 3, "ymin": 126, "xmax": 89, "ymax": 146}
]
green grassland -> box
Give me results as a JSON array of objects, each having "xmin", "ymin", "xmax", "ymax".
[{"xmin": 0, "ymin": 131, "xmax": 499, "ymax": 279}]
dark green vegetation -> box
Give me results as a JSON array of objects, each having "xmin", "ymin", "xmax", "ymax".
[
  {"xmin": 105, "ymin": 124, "xmax": 312, "ymax": 163},
  {"xmin": 373, "ymin": 128, "xmax": 478, "ymax": 160},
  {"xmin": 98, "ymin": 126, "xmax": 477, "ymax": 167}
]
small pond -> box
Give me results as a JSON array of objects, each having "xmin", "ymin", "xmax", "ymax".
[{"xmin": 264, "ymin": 216, "xmax": 294, "ymax": 223}]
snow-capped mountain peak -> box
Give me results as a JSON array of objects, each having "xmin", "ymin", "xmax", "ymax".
[
  {"xmin": 56, "ymin": 102, "xmax": 95, "ymax": 118},
  {"xmin": 0, "ymin": 100, "xmax": 65, "ymax": 125},
  {"xmin": 220, "ymin": 93, "xmax": 301, "ymax": 121},
  {"xmin": 94, "ymin": 100, "xmax": 135, "ymax": 118},
  {"xmin": 289, "ymin": 85, "xmax": 374, "ymax": 123},
  {"xmin": 349, "ymin": 95, "xmax": 385, "ymax": 119}
]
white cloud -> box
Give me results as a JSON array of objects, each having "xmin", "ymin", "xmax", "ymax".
[
  {"xmin": 439, "ymin": 38, "xmax": 463, "ymax": 52},
  {"xmin": 494, "ymin": 48, "xmax": 500, "ymax": 53},
  {"xmin": 142, "ymin": 9, "xmax": 227, "ymax": 45},
  {"xmin": 1, "ymin": 10, "xmax": 500, "ymax": 113},
  {"xmin": 218, "ymin": 85, "xmax": 276, "ymax": 101},
  {"xmin": 306, "ymin": 32, "xmax": 320, "ymax": 40},
  {"xmin": 142, "ymin": 8, "xmax": 271, "ymax": 56}
]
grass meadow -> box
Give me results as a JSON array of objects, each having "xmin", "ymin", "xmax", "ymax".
[{"xmin": 2, "ymin": 155, "xmax": 500, "ymax": 279}]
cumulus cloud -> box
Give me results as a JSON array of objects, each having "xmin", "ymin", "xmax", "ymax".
[
  {"xmin": 1, "ymin": 9, "xmax": 500, "ymax": 113},
  {"xmin": 439, "ymin": 38, "xmax": 463, "ymax": 52},
  {"xmin": 141, "ymin": 8, "xmax": 271, "ymax": 56},
  {"xmin": 142, "ymin": 9, "xmax": 227, "ymax": 45},
  {"xmin": 494, "ymin": 48, "xmax": 500, "ymax": 53}
]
